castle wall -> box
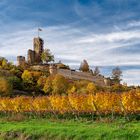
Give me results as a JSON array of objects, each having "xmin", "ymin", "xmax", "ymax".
[
  {"xmin": 57, "ymin": 69, "xmax": 106, "ymax": 86},
  {"xmin": 30, "ymin": 64, "xmax": 49, "ymax": 71}
]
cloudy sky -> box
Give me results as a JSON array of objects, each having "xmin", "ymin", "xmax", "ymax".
[{"xmin": 0, "ymin": 0, "xmax": 140, "ymax": 85}]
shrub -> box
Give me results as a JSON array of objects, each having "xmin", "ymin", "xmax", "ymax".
[
  {"xmin": 43, "ymin": 76, "xmax": 54, "ymax": 94},
  {"xmin": 22, "ymin": 70, "xmax": 42, "ymax": 84},
  {"xmin": 22, "ymin": 70, "xmax": 33, "ymax": 84},
  {"xmin": 0, "ymin": 77, "xmax": 13, "ymax": 96},
  {"xmin": 8, "ymin": 76, "xmax": 22, "ymax": 90},
  {"xmin": 37, "ymin": 76, "xmax": 47, "ymax": 88},
  {"xmin": 72, "ymin": 80, "xmax": 90, "ymax": 94}
]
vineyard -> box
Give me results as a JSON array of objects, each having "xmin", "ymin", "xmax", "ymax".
[{"xmin": 0, "ymin": 92, "xmax": 139, "ymax": 116}]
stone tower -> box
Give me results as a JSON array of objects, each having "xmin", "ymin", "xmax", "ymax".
[
  {"xmin": 33, "ymin": 37, "xmax": 44, "ymax": 64},
  {"xmin": 17, "ymin": 56, "xmax": 25, "ymax": 66},
  {"xmin": 27, "ymin": 49, "xmax": 35, "ymax": 64}
]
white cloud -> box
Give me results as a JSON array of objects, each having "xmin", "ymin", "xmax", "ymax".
[
  {"xmin": 127, "ymin": 21, "xmax": 140, "ymax": 28},
  {"xmin": 123, "ymin": 69, "xmax": 140, "ymax": 86},
  {"xmin": 78, "ymin": 30, "xmax": 140, "ymax": 44},
  {"xmin": 0, "ymin": 21, "xmax": 140, "ymax": 85}
]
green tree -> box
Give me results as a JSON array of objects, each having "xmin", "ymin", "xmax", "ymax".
[
  {"xmin": 41, "ymin": 49, "xmax": 54, "ymax": 63},
  {"xmin": 8, "ymin": 76, "xmax": 22, "ymax": 90},
  {"xmin": 22, "ymin": 70, "xmax": 33, "ymax": 84}
]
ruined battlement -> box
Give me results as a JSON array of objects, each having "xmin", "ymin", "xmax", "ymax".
[
  {"xmin": 17, "ymin": 56, "xmax": 25, "ymax": 66},
  {"xmin": 17, "ymin": 37, "xmax": 44, "ymax": 66},
  {"xmin": 16, "ymin": 35, "xmax": 109, "ymax": 87},
  {"xmin": 25, "ymin": 37, "xmax": 44, "ymax": 65},
  {"xmin": 27, "ymin": 49, "xmax": 35, "ymax": 64}
]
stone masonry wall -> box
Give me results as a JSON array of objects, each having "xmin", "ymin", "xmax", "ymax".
[{"xmin": 57, "ymin": 69, "xmax": 106, "ymax": 86}]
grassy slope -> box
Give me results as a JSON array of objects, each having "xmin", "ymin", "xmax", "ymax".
[{"xmin": 0, "ymin": 119, "xmax": 139, "ymax": 140}]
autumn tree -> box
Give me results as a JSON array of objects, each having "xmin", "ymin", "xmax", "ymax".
[
  {"xmin": 67, "ymin": 86, "xmax": 77, "ymax": 94},
  {"xmin": 31, "ymin": 71, "xmax": 42, "ymax": 82},
  {"xmin": 0, "ymin": 77, "xmax": 12, "ymax": 96},
  {"xmin": 2, "ymin": 59, "xmax": 8, "ymax": 68},
  {"xmin": 72, "ymin": 80, "xmax": 90, "ymax": 94},
  {"xmin": 10, "ymin": 66, "xmax": 23, "ymax": 78},
  {"xmin": 111, "ymin": 67, "xmax": 122, "ymax": 85},
  {"xmin": 22, "ymin": 70, "xmax": 33, "ymax": 84},
  {"xmin": 0, "ymin": 57, "xmax": 14, "ymax": 70},
  {"xmin": 43, "ymin": 75, "xmax": 54, "ymax": 94},
  {"xmin": 52, "ymin": 74, "xmax": 69, "ymax": 95},
  {"xmin": 79, "ymin": 60, "xmax": 90, "ymax": 72},
  {"xmin": 21, "ymin": 70, "xmax": 42, "ymax": 93},
  {"xmin": 0, "ymin": 58, "xmax": 8, "ymax": 69},
  {"xmin": 22, "ymin": 70, "xmax": 42, "ymax": 84},
  {"xmin": 37, "ymin": 76, "xmax": 47, "ymax": 89},
  {"xmin": 111, "ymin": 83, "xmax": 129, "ymax": 93}
]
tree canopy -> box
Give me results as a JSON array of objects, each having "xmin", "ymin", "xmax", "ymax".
[
  {"xmin": 79, "ymin": 60, "xmax": 90, "ymax": 72},
  {"xmin": 111, "ymin": 67, "xmax": 122, "ymax": 85},
  {"xmin": 41, "ymin": 49, "xmax": 54, "ymax": 63}
]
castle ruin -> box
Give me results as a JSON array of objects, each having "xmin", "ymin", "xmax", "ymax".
[
  {"xmin": 17, "ymin": 37, "xmax": 44, "ymax": 66},
  {"xmin": 17, "ymin": 56, "xmax": 25, "ymax": 66},
  {"xmin": 28, "ymin": 37, "xmax": 44, "ymax": 64},
  {"xmin": 17, "ymin": 35, "xmax": 110, "ymax": 87}
]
